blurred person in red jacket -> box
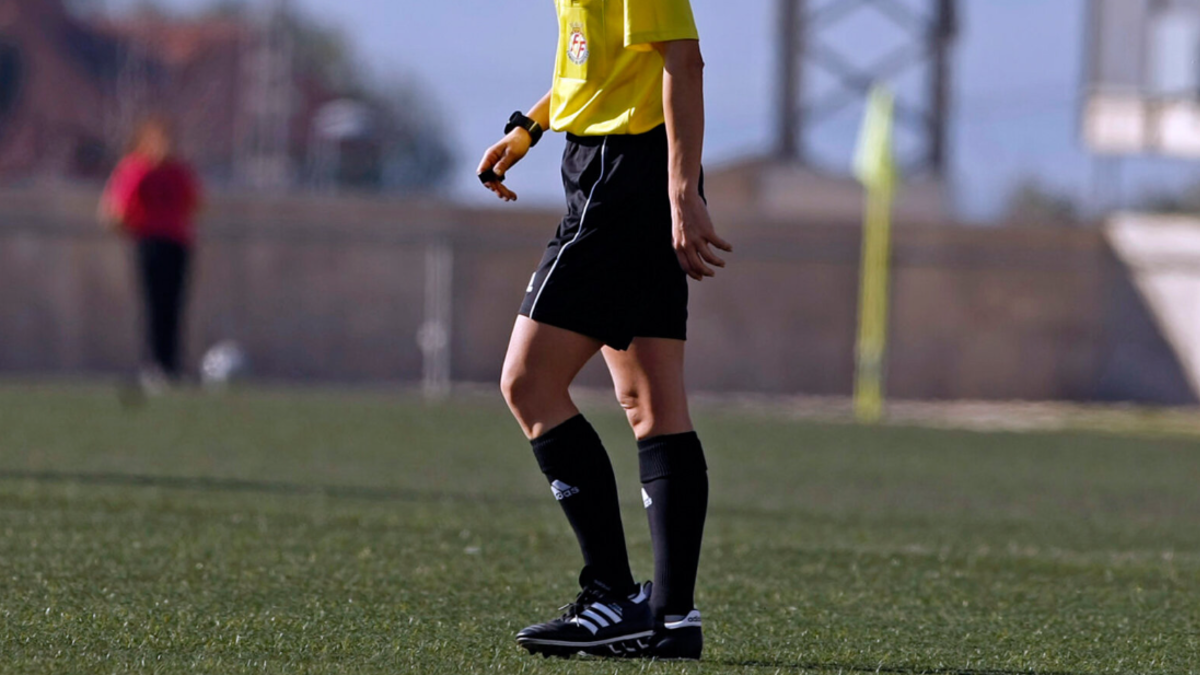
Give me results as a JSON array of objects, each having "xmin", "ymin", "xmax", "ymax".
[{"xmin": 100, "ymin": 116, "xmax": 202, "ymax": 390}]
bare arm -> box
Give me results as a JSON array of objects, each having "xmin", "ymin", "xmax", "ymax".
[
  {"xmin": 97, "ymin": 174, "xmax": 126, "ymax": 232},
  {"xmin": 97, "ymin": 196, "xmax": 121, "ymax": 230},
  {"xmin": 656, "ymin": 39, "xmax": 731, "ymax": 280},
  {"xmin": 524, "ymin": 89, "xmax": 553, "ymax": 132},
  {"xmin": 477, "ymin": 89, "xmax": 552, "ymax": 202}
]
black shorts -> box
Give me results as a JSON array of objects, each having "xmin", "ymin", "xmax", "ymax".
[{"xmin": 519, "ymin": 125, "xmax": 690, "ymax": 351}]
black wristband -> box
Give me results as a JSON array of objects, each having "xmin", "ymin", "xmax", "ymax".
[
  {"xmin": 478, "ymin": 168, "xmax": 504, "ymax": 185},
  {"xmin": 505, "ymin": 111, "xmax": 543, "ymax": 147}
]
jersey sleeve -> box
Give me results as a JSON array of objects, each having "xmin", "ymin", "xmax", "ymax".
[{"xmin": 624, "ymin": 0, "xmax": 699, "ymax": 52}]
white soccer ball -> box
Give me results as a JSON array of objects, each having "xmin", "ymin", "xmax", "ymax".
[{"xmin": 200, "ymin": 340, "xmax": 249, "ymax": 388}]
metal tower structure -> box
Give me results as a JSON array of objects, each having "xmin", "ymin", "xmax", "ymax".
[
  {"xmin": 237, "ymin": 0, "xmax": 294, "ymax": 190},
  {"xmin": 107, "ymin": 10, "xmax": 153, "ymax": 156},
  {"xmin": 776, "ymin": 0, "xmax": 958, "ymax": 177}
]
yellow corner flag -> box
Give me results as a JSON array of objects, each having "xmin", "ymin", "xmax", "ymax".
[{"xmin": 853, "ymin": 85, "xmax": 899, "ymax": 423}]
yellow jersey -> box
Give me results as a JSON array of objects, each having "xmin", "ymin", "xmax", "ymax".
[{"xmin": 551, "ymin": 0, "xmax": 699, "ymax": 137}]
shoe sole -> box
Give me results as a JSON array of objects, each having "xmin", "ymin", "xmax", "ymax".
[
  {"xmin": 588, "ymin": 635, "xmax": 653, "ymax": 657},
  {"xmin": 586, "ymin": 642, "xmax": 702, "ymax": 660},
  {"xmin": 647, "ymin": 628, "xmax": 704, "ymax": 660},
  {"xmin": 517, "ymin": 630, "xmax": 654, "ymax": 658}
]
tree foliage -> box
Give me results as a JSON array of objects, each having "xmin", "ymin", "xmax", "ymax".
[{"xmin": 92, "ymin": 0, "xmax": 454, "ymax": 193}]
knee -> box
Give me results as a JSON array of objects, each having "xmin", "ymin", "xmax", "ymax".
[
  {"xmin": 500, "ymin": 364, "xmax": 531, "ymax": 412},
  {"xmin": 501, "ymin": 363, "xmax": 561, "ymax": 420},
  {"xmin": 617, "ymin": 384, "xmax": 692, "ymax": 440},
  {"xmin": 616, "ymin": 386, "xmax": 655, "ymax": 438}
]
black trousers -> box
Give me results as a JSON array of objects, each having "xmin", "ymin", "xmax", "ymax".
[{"xmin": 136, "ymin": 237, "xmax": 191, "ymax": 377}]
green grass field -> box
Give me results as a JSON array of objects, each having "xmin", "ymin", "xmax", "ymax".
[{"xmin": 1, "ymin": 384, "xmax": 1197, "ymax": 674}]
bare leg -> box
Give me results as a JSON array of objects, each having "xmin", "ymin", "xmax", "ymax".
[
  {"xmin": 601, "ymin": 337, "xmax": 693, "ymax": 440},
  {"xmin": 502, "ymin": 316, "xmax": 635, "ymax": 591},
  {"xmin": 501, "ymin": 316, "xmax": 602, "ymax": 439},
  {"xmin": 605, "ymin": 337, "xmax": 707, "ymax": 637}
]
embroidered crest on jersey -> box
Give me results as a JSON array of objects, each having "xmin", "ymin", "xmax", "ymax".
[{"xmin": 567, "ymin": 22, "xmax": 589, "ymax": 66}]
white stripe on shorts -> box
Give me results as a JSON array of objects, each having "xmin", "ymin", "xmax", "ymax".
[{"xmin": 528, "ymin": 137, "xmax": 608, "ymax": 319}]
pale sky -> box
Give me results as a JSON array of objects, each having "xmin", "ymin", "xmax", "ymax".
[{"xmin": 107, "ymin": 0, "xmax": 1200, "ymax": 221}]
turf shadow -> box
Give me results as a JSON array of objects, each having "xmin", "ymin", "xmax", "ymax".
[
  {"xmin": 0, "ymin": 470, "xmax": 829, "ymax": 523},
  {"xmin": 0, "ymin": 469, "xmax": 551, "ymax": 507},
  {"xmin": 723, "ymin": 658, "xmax": 1094, "ymax": 675}
]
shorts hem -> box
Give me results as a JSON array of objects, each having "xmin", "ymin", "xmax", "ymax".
[
  {"xmin": 519, "ymin": 309, "xmax": 632, "ymax": 351},
  {"xmin": 517, "ymin": 310, "xmax": 685, "ymax": 352}
]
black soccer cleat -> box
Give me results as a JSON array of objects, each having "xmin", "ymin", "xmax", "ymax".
[
  {"xmin": 516, "ymin": 581, "xmax": 653, "ymax": 658},
  {"xmin": 647, "ymin": 609, "xmax": 704, "ymax": 660}
]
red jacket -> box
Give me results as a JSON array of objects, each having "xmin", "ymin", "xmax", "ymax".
[{"xmin": 104, "ymin": 154, "xmax": 202, "ymax": 246}]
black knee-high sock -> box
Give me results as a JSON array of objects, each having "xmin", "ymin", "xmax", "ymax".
[
  {"xmin": 531, "ymin": 415, "xmax": 636, "ymax": 594},
  {"xmin": 639, "ymin": 432, "xmax": 708, "ymax": 618}
]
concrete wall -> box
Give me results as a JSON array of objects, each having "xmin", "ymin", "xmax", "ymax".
[
  {"xmin": 0, "ymin": 189, "xmax": 1193, "ymax": 404},
  {"xmin": 1108, "ymin": 214, "xmax": 1200, "ymax": 398}
]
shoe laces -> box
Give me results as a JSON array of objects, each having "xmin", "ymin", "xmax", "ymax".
[{"xmin": 559, "ymin": 586, "xmax": 606, "ymax": 620}]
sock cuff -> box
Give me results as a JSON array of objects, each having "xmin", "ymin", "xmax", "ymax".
[
  {"xmin": 531, "ymin": 414, "xmax": 605, "ymax": 475},
  {"xmin": 638, "ymin": 431, "xmax": 707, "ymax": 482}
]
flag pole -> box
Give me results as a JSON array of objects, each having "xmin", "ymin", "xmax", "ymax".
[{"xmin": 852, "ymin": 85, "xmax": 899, "ymax": 424}]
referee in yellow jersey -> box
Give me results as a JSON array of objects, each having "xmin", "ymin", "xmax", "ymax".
[{"xmin": 478, "ymin": 0, "xmax": 730, "ymax": 661}]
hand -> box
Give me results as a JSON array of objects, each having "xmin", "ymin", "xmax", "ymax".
[
  {"xmin": 672, "ymin": 192, "xmax": 732, "ymax": 281},
  {"xmin": 476, "ymin": 129, "xmax": 532, "ymax": 202},
  {"xmin": 96, "ymin": 199, "xmax": 122, "ymax": 233}
]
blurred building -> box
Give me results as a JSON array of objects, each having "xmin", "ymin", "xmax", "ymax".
[
  {"xmin": 0, "ymin": 0, "xmax": 1196, "ymax": 405},
  {"xmin": 0, "ymin": 0, "xmax": 379, "ymax": 188},
  {"xmin": 707, "ymin": 159, "xmax": 950, "ymax": 225},
  {"xmin": 0, "ymin": 0, "xmax": 116, "ymax": 180}
]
